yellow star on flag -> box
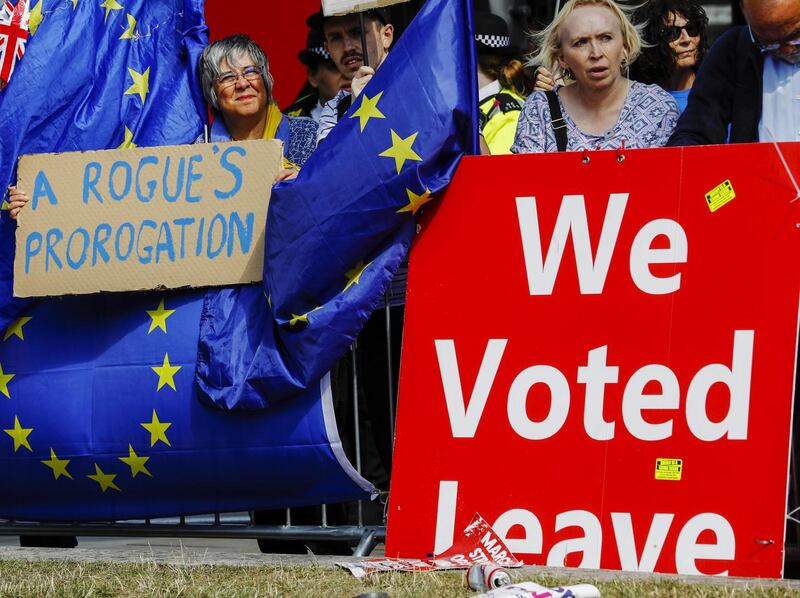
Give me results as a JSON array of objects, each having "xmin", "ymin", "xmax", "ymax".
[
  {"xmin": 4, "ymin": 416, "xmax": 32, "ymax": 452},
  {"xmin": 72, "ymin": 0, "xmax": 78, "ymax": 8},
  {"xmin": 1, "ymin": 200, "xmax": 9, "ymax": 211},
  {"xmin": 28, "ymin": 0, "xmax": 43, "ymax": 36},
  {"xmin": 87, "ymin": 464, "xmax": 121, "ymax": 492},
  {"xmin": 42, "ymin": 448, "xmax": 73, "ymax": 480},
  {"xmin": 100, "ymin": 0, "xmax": 123, "ymax": 23},
  {"xmin": 344, "ymin": 261, "xmax": 371, "ymax": 292},
  {"xmin": 379, "ymin": 130, "xmax": 422, "ymax": 174},
  {"xmin": 397, "ymin": 188, "xmax": 433, "ymax": 215},
  {"xmin": 350, "ymin": 91, "xmax": 386, "ymax": 132},
  {"xmin": 0, "ymin": 363, "xmax": 15, "ymax": 399},
  {"xmin": 119, "ymin": 13, "xmax": 137, "ymax": 40},
  {"xmin": 141, "ymin": 409, "xmax": 171, "ymax": 447},
  {"xmin": 119, "ymin": 444, "xmax": 152, "ymax": 478},
  {"xmin": 289, "ymin": 313, "xmax": 309, "ymax": 327},
  {"xmin": 288, "ymin": 307, "xmax": 321, "ymax": 328},
  {"xmin": 146, "ymin": 298, "xmax": 175, "ymax": 334},
  {"xmin": 118, "ymin": 126, "xmax": 137, "ymax": 149},
  {"xmin": 152, "ymin": 353, "xmax": 181, "ymax": 391},
  {"xmin": 3, "ymin": 316, "xmax": 32, "ymax": 342},
  {"xmin": 124, "ymin": 66, "xmax": 150, "ymax": 103}
]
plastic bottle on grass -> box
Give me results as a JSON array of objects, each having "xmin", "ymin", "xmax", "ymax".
[{"xmin": 472, "ymin": 581, "xmax": 601, "ymax": 598}]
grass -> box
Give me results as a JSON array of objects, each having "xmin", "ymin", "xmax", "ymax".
[{"xmin": 1, "ymin": 561, "xmax": 800, "ymax": 598}]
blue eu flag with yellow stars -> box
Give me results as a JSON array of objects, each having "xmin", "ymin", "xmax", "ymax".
[
  {"xmin": 197, "ymin": 0, "xmax": 479, "ymax": 409},
  {"xmin": 0, "ymin": 0, "xmax": 374, "ymax": 521},
  {"xmin": 0, "ymin": 0, "xmax": 207, "ymax": 327}
]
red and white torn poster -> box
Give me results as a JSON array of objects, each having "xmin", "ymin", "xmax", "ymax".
[{"xmin": 338, "ymin": 513, "xmax": 520, "ymax": 578}]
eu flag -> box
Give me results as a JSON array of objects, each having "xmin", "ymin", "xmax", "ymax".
[
  {"xmin": 0, "ymin": 291, "xmax": 374, "ymax": 520},
  {"xmin": 197, "ymin": 0, "xmax": 479, "ymax": 409},
  {"xmin": 0, "ymin": 0, "xmax": 208, "ymax": 327},
  {"xmin": 0, "ymin": 0, "xmax": 374, "ymax": 521}
]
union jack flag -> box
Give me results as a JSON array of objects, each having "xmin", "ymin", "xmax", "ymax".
[{"xmin": 0, "ymin": 0, "xmax": 28, "ymax": 88}]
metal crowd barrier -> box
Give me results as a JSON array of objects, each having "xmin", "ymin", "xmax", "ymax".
[
  {"xmin": 4, "ymin": 295, "xmax": 800, "ymax": 569},
  {"xmin": 0, "ymin": 293, "xmax": 400, "ymax": 557},
  {"xmin": 0, "ymin": 514, "xmax": 386, "ymax": 557}
]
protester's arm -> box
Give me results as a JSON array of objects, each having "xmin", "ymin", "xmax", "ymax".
[
  {"xmin": 533, "ymin": 66, "xmax": 556, "ymax": 92},
  {"xmin": 274, "ymin": 169, "xmax": 299, "ymax": 183},
  {"xmin": 479, "ymin": 135, "xmax": 491, "ymax": 155},
  {"xmin": 7, "ymin": 186, "xmax": 29, "ymax": 220},
  {"xmin": 667, "ymin": 28, "xmax": 741, "ymax": 147},
  {"xmin": 351, "ymin": 66, "xmax": 374, "ymax": 99}
]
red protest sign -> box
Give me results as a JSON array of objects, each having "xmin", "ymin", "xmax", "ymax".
[{"xmin": 386, "ymin": 143, "xmax": 800, "ymax": 579}]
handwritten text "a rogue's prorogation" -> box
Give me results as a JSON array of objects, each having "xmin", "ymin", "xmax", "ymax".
[{"xmin": 22, "ymin": 145, "xmax": 261, "ymax": 274}]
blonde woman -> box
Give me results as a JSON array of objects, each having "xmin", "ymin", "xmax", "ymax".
[{"xmin": 512, "ymin": 0, "xmax": 679, "ymax": 153}]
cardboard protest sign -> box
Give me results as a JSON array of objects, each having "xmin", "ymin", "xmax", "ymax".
[
  {"xmin": 386, "ymin": 143, "xmax": 800, "ymax": 578},
  {"xmin": 13, "ymin": 139, "xmax": 281, "ymax": 297},
  {"xmin": 322, "ymin": 0, "xmax": 410, "ymax": 17}
]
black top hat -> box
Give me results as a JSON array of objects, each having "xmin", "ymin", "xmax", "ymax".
[
  {"xmin": 298, "ymin": 28, "xmax": 332, "ymax": 66},
  {"xmin": 474, "ymin": 11, "xmax": 513, "ymax": 55},
  {"xmin": 307, "ymin": 7, "xmax": 390, "ymax": 33}
]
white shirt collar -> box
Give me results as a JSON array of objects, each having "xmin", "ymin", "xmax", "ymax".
[
  {"xmin": 479, "ymin": 80, "xmax": 501, "ymax": 102},
  {"xmin": 310, "ymin": 100, "xmax": 325, "ymax": 123}
]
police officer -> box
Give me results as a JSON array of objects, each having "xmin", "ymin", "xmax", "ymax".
[
  {"xmin": 475, "ymin": 11, "xmax": 527, "ymax": 155},
  {"xmin": 285, "ymin": 27, "xmax": 348, "ymax": 123}
]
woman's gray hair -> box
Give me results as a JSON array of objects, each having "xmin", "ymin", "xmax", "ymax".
[{"xmin": 199, "ymin": 34, "xmax": 273, "ymax": 111}]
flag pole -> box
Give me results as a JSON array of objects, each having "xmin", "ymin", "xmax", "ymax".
[{"xmin": 359, "ymin": 11, "xmax": 371, "ymax": 69}]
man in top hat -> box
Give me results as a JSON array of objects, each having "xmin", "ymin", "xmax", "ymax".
[
  {"xmin": 309, "ymin": 7, "xmax": 394, "ymax": 144},
  {"xmin": 475, "ymin": 10, "xmax": 527, "ymax": 154},
  {"xmin": 285, "ymin": 28, "xmax": 349, "ymax": 123}
]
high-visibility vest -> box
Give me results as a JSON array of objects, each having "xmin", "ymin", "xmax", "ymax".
[{"xmin": 479, "ymin": 87, "xmax": 526, "ymax": 155}]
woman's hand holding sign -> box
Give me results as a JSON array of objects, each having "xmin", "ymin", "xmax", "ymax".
[{"xmin": 7, "ymin": 185, "xmax": 29, "ymax": 220}]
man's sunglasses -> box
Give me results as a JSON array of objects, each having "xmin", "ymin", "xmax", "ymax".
[{"xmin": 662, "ymin": 21, "xmax": 702, "ymax": 43}]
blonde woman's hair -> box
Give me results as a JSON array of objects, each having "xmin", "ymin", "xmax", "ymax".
[{"xmin": 529, "ymin": 0, "xmax": 642, "ymax": 83}]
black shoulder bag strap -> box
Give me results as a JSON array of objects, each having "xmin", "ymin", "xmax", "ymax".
[{"xmin": 545, "ymin": 90, "xmax": 568, "ymax": 152}]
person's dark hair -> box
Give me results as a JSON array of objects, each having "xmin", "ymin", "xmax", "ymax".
[
  {"xmin": 631, "ymin": 0, "xmax": 708, "ymax": 85},
  {"xmin": 478, "ymin": 54, "xmax": 526, "ymax": 95}
]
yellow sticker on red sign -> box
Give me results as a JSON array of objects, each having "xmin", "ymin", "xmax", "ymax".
[
  {"xmin": 705, "ymin": 179, "xmax": 735, "ymax": 213},
  {"xmin": 655, "ymin": 458, "xmax": 682, "ymax": 481}
]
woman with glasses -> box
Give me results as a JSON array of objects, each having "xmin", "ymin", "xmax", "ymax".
[
  {"xmin": 198, "ymin": 34, "xmax": 317, "ymax": 181},
  {"xmin": 512, "ymin": 0, "xmax": 679, "ymax": 154},
  {"xmin": 632, "ymin": 0, "xmax": 709, "ymax": 113},
  {"xmin": 7, "ymin": 35, "xmax": 317, "ymax": 218}
]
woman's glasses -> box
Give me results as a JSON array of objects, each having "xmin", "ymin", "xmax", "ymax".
[
  {"xmin": 215, "ymin": 66, "xmax": 262, "ymax": 90},
  {"xmin": 662, "ymin": 21, "xmax": 702, "ymax": 43}
]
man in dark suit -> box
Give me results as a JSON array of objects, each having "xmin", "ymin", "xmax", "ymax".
[{"xmin": 668, "ymin": 0, "xmax": 800, "ymax": 146}]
